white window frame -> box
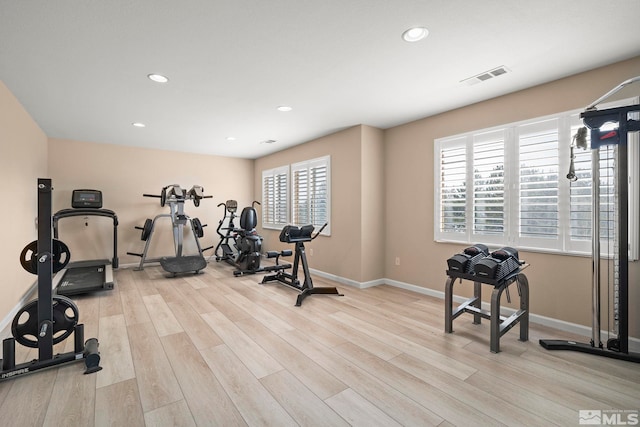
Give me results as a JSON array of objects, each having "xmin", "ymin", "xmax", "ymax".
[
  {"xmin": 434, "ymin": 98, "xmax": 639, "ymax": 259},
  {"xmin": 291, "ymin": 155, "xmax": 331, "ymax": 235},
  {"xmin": 261, "ymin": 165, "xmax": 289, "ymax": 230}
]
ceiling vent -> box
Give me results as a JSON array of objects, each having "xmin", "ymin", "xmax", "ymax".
[{"xmin": 461, "ymin": 66, "xmax": 511, "ymax": 86}]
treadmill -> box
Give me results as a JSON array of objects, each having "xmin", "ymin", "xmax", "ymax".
[{"xmin": 53, "ymin": 189, "xmax": 118, "ymax": 296}]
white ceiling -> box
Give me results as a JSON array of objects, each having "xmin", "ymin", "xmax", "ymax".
[{"xmin": 2, "ymin": 1, "xmax": 640, "ymax": 159}]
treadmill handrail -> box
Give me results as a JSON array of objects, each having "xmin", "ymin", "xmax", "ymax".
[{"xmin": 53, "ymin": 208, "xmax": 119, "ymax": 268}]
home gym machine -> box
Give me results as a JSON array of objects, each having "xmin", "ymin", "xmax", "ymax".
[
  {"xmin": 1, "ymin": 178, "xmax": 101, "ymax": 382},
  {"xmin": 52, "ymin": 189, "xmax": 118, "ymax": 296},
  {"xmin": 214, "ymin": 200, "xmax": 292, "ymax": 277},
  {"xmin": 261, "ymin": 223, "xmax": 342, "ymax": 306},
  {"xmin": 127, "ymin": 184, "xmax": 212, "ymax": 276},
  {"xmin": 540, "ymin": 76, "xmax": 640, "ymax": 363}
]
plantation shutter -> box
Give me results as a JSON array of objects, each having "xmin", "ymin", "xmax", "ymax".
[
  {"xmin": 291, "ymin": 156, "xmax": 330, "ymax": 232},
  {"xmin": 472, "ymin": 130, "xmax": 505, "ymax": 239},
  {"xmin": 438, "ymin": 139, "xmax": 467, "ymax": 238},
  {"xmin": 262, "ymin": 166, "xmax": 288, "ymax": 228},
  {"xmin": 517, "ymin": 119, "xmax": 560, "ymax": 246}
]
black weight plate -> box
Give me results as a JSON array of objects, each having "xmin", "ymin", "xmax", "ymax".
[
  {"xmin": 193, "ymin": 197, "xmax": 200, "ymax": 207},
  {"xmin": 19, "ymin": 240, "xmax": 38, "ymax": 274},
  {"xmin": 52, "ymin": 239, "xmax": 71, "ymax": 272},
  {"xmin": 141, "ymin": 218, "xmax": 153, "ymax": 241},
  {"xmin": 192, "ymin": 218, "xmax": 204, "ymax": 238},
  {"xmin": 19, "ymin": 239, "xmax": 70, "ymax": 274},
  {"xmin": 11, "ymin": 295, "xmax": 79, "ymax": 348},
  {"xmin": 160, "ymin": 187, "xmax": 167, "ymax": 207}
]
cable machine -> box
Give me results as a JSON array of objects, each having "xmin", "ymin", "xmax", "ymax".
[{"xmin": 540, "ymin": 77, "xmax": 640, "ymax": 363}]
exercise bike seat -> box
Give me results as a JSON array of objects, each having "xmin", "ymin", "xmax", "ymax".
[{"xmin": 239, "ymin": 206, "xmax": 258, "ymax": 231}]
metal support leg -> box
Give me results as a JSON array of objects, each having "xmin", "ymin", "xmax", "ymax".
[
  {"xmin": 472, "ymin": 281, "xmax": 482, "ymax": 325},
  {"xmin": 444, "ymin": 276, "xmax": 454, "ymax": 333}
]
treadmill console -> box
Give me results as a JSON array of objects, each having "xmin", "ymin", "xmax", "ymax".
[{"xmin": 72, "ymin": 189, "xmax": 103, "ymax": 209}]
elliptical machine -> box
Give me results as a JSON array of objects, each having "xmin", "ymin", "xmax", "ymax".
[
  {"xmin": 127, "ymin": 184, "xmax": 212, "ymax": 276},
  {"xmin": 214, "ymin": 200, "xmax": 239, "ymax": 264},
  {"xmin": 214, "ymin": 200, "xmax": 291, "ymax": 277}
]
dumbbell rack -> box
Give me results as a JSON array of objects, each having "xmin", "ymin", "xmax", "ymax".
[{"xmin": 444, "ymin": 266, "xmax": 529, "ymax": 353}]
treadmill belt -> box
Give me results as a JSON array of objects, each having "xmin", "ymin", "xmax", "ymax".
[{"xmin": 56, "ymin": 264, "xmax": 113, "ymax": 296}]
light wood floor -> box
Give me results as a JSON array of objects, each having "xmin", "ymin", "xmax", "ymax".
[{"xmin": 1, "ymin": 261, "xmax": 638, "ymax": 426}]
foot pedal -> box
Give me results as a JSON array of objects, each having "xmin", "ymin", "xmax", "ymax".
[{"xmin": 160, "ymin": 255, "xmax": 207, "ymax": 274}]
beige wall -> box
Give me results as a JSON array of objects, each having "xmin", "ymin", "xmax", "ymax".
[
  {"xmin": 0, "ymin": 81, "xmax": 48, "ymax": 327},
  {"xmin": 384, "ymin": 56, "xmax": 640, "ymax": 337},
  {"xmin": 48, "ymin": 139, "xmax": 253, "ymax": 268},
  {"xmin": 254, "ymin": 126, "xmax": 365, "ymax": 282},
  {"xmin": 360, "ymin": 125, "xmax": 385, "ymax": 282}
]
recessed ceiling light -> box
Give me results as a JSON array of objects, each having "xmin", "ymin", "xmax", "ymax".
[
  {"xmin": 132, "ymin": 122, "xmax": 146, "ymax": 128},
  {"xmin": 226, "ymin": 136, "xmax": 236, "ymax": 141},
  {"xmin": 277, "ymin": 106, "xmax": 292, "ymax": 112},
  {"xmin": 402, "ymin": 27, "xmax": 429, "ymax": 42},
  {"xmin": 147, "ymin": 74, "xmax": 169, "ymax": 83}
]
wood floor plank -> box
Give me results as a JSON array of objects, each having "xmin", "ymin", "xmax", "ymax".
[
  {"xmin": 236, "ymin": 317, "xmax": 348, "ymax": 400},
  {"xmin": 201, "ymin": 344, "xmax": 297, "ymax": 427},
  {"xmin": 127, "ymin": 321, "xmax": 184, "ymax": 412},
  {"xmin": 95, "ymin": 378, "xmax": 145, "ymax": 427},
  {"xmin": 144, "ymin": 399, "xmax": 196, "ymax": 427},
  {"xmin": 0, "ymin": 368, "xmax": 57, "ymax": 427},
  {"xmin": 166, "ymin": 300, "xmax": 223, "ymax": 350},
  {"xmin": 223, "ymin": 291, "xmax": 295, "ymax": 335},
  {"xmin": 96, "ymin": 313, "xmax": 136, "ymax": 388},
  {"xmin": 330, "ymin": 310, "xmax": 477, "ymax": 380},
  {"xmin": 464, "ymin": 370, "xmax": 577, "ymax": 425},
  {"xmin": 161, "ymin": 332, "xmax": 247, "ymax": 426},
  {"xmin": 464, "ymin": 340, "xmax": 640, "ymax": 409},
  {"xmin": 261, "ymin": 368, "xmax": 350, "ymax": 427},
  {"xmin": 142, "ymin": 294, "xmax": 184, "ymax": 337},
  {"xmin": 119, "ymin": 284, "xmax": 152, "ymax": 326},
  {"xmin": 280, "ymin": 328, "xmax": 445, "ymax": 427},
  {"xmin": 325, "ymin": 388, "xmax": 403, "ymax": 427},
  {"xmin": 201, "ymin": 309, "xmax": 283, "ymax": 379},
  {"xmin": 43, "ymin": 362, "xmax": 97, "ymax": 427},
  {"xmin": 381, "ymin": 349, "xmax": 551, "ymax": 427}
]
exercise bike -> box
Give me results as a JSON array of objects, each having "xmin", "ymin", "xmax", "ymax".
[
  {"xmin": 127, "ymin": 184, "xmax": 212, "ymax": 276},
  {"xmin": 214, "ymin": 200, "xmax": 291, "ymax": 277}
]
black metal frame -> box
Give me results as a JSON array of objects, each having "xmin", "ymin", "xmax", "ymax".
[
  {"xmin": 261, "ymin": 223, "xmax": 342, "ymax": 306},
  {"xmin": 540, "ymin": 103, "xmax": 640, "ymax": 363},
  {"xmin": 0, "ymin": 178, "xmax": 101, "ymax": 382}
]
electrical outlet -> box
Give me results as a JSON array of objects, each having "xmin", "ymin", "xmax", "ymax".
[
  {"xmin": 310, "ymin": 248, "xmax": 314, "ymax": 256},
  {"xmin": 395, "ymin": 257, "xmax": 400, "ymax": 266}
]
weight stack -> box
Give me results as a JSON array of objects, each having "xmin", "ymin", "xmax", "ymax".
[
  {"xmin": 446, "ymin": 244, "xmax": 489, "ymax": 274},
  {"xmin": 473, "ymin": 247, "xmax": 521, "ymax": 281}
]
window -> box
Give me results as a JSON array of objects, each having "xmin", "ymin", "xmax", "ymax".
[
  {"xmin": 261, "ymin": 155, "xmax": 331, "ymax": 234},
  {"xmin": 291, "ymin": 155, "xmax": 331, "ymax": 234},
  {"xmin": 434, "ymin": 98, "xmax": 639, "ymax": 258},
  {"xmin": 262, "ymin": 166, "xmax": 289, "ymax": 229}
]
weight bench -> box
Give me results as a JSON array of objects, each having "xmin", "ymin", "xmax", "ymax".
[{"xmin": 444, "ymin": 266, "xmax": 529, "ymax": 353}]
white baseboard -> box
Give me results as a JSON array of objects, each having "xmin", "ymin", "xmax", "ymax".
[{"xmin": 311, "ymin": 270, "xmax": 640, "ymax": 352}]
